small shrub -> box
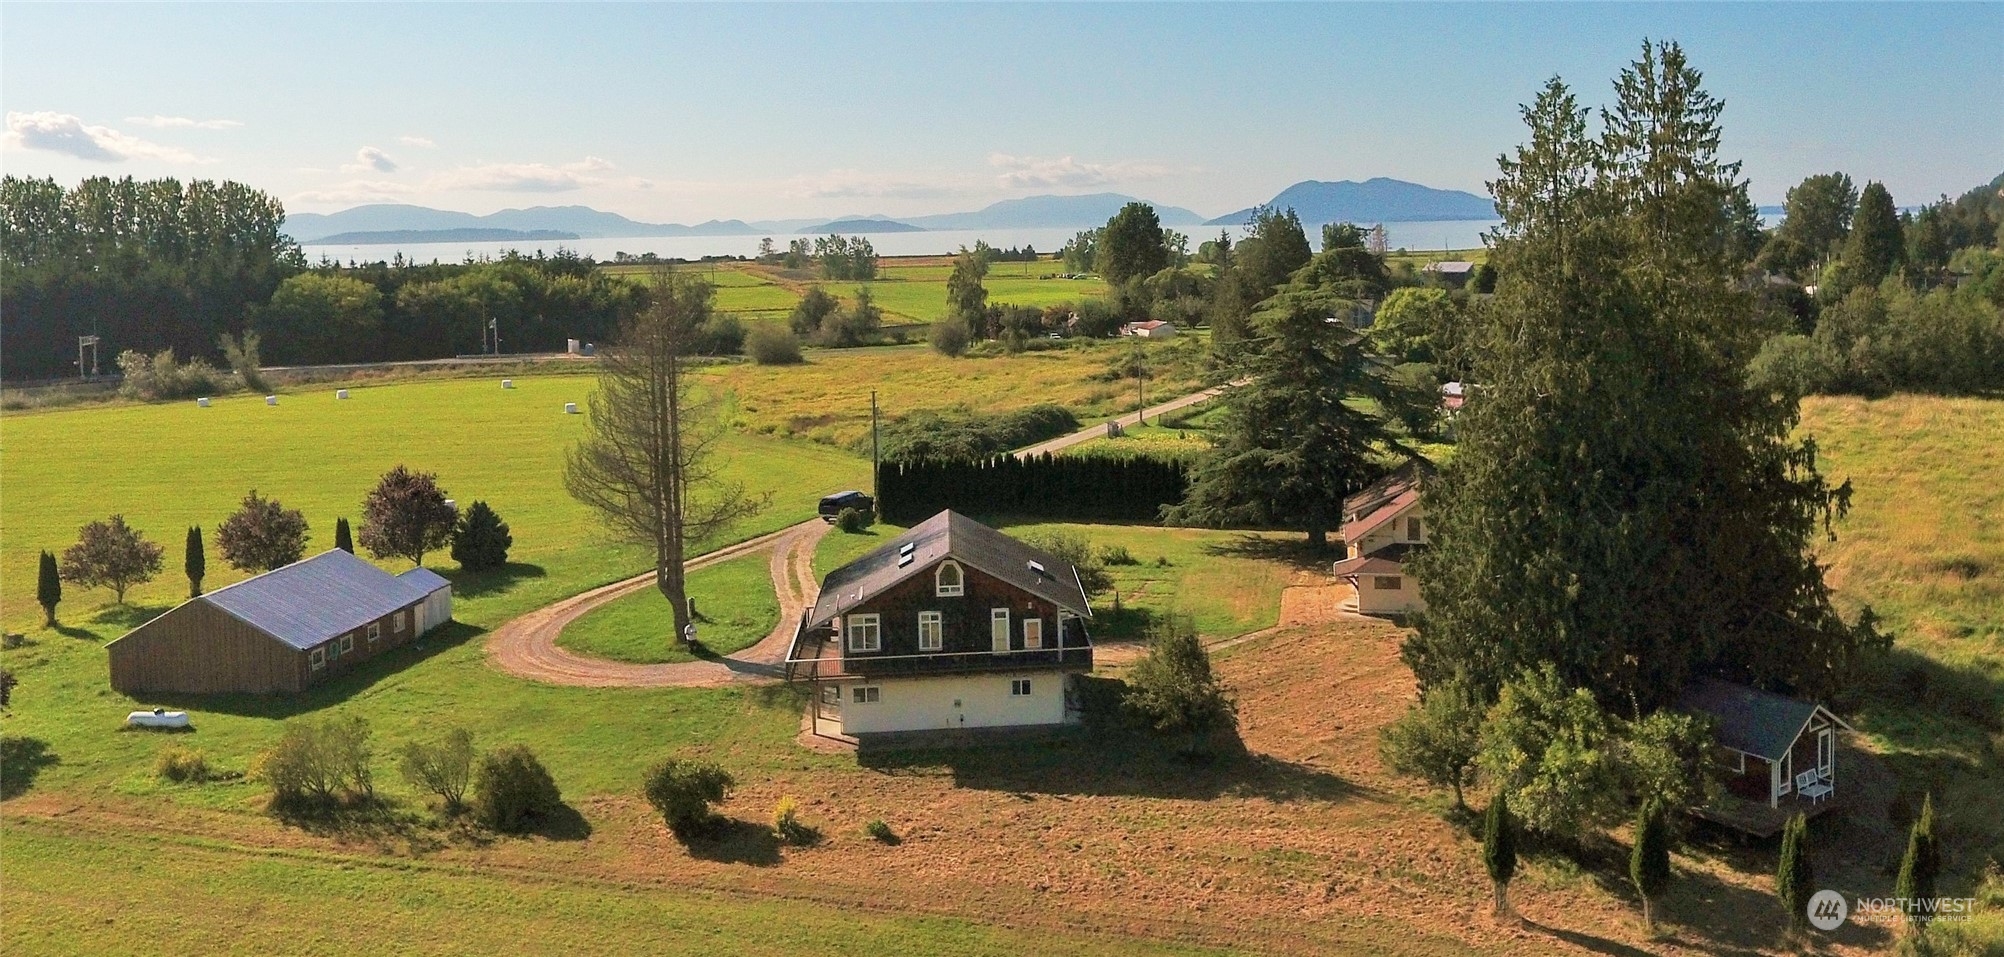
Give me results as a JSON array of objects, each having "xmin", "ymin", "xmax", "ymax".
[
  {"xmin": 450, "ymin": 501, "xmax": 513, "ymax": 573},
  {"xmin": 864, "ymin": 818, "xmax": 897, "ymax": 843},
  {"xmin": 929, "ymin": 319, "xmax": 971, "ymax": 357},
  {"xmin": 473, "ymin": 744, "xmax": 563, "ymax": 833},
  {"xmin": 155, "ymin": 745, "xmax": 212, "ymax": 783},
  {"xmin": 116, "ymin": 348, "xmax": 221, "ymax": 402},
  {"xmin": 773, "ymin": 795, "xmax": 816, "ymax": 846},
  {"xmin": 644, "ymin": 757, "xmax": 735, "ymax": 838},
  {"xmin": 252, "ymin": 714, "xmax": 374, "ymax": 812},
  {"xmin": 834, "ymin": 506, "xmax": 870, "ymax": 533},
  {"xmin": 399, "ymin": 727, "xmax": 475, "ymax": 813},
  {"xmin": 745, "ymin": 324, "xmax": 804, "ymax": 365},
  {"xmin": 1154, "ymin": 555, "xmax": 1171, "ymax": 568},
  {"xmin": 1098, "ymin": 543, "xmax": 1138, "ymax": 566}
]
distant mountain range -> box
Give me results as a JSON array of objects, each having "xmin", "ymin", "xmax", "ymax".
[
  {"xmin": 310, "ymin": 228, "xmax": 580, "ymax": 245},
  {"xmin": 800, "ymin": 218, "xmax": 925, "ymax": 234},
  {"xmin": 1206, "ymin": 178, "xmax": 1496, "ymax": 226},
  {"xmin": 286, "ymin": 179, "xmax": 1499, "ymax": 245}
]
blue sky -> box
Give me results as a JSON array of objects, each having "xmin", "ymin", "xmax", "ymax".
[{"xmin": 3, "ymin": 3, "xmax": 1998, "ymax": 221}]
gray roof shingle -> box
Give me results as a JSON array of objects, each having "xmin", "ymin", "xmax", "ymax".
[
  {"xmin": 203, "ymin": 549, "xmax": 448, "ymax": 650},
  {"xmin": 1676, "ymin": 677, "xmax": 1829, "ymax": 762},
  {"xmin": 805, "ymin": 511, "xmax": 1091, "ymax": 628}
]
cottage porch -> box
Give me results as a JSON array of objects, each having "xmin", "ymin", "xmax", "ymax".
[{"xmin": 1692, "ymin": 788, "xmax": 1842, "ymax": 839}]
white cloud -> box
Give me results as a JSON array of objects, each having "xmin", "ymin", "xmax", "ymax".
[
  {"xmin": 124, "ymin": 115, "xmax": 242, "ymax": 130},
  {"xmin": 343, "ymin": 146, "xmax": 399, "ymax": 173},
  {"xmin": 432, "ymin": 157, "xmax": 615, "ymax": 192},
  {"xmin": 289, "ymin": 179, "xmax": 420, "ymax": 206},
  {"xmin": 988, "ymin": 153, "xmax": 1172, "ymax": 189},
  {"xmin": 5, "ymin": 111, "xmax": 209, "ymax": 163},
  {"xmin": 784, "ymin": 169, "xmax": 954, "ymax": 200},
  {"xmin": 398, "ymin": 135, "xmax": 437, "ymax": 149}
]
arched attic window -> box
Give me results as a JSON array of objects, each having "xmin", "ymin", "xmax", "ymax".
[{"xmin": 935, "ymin": 560, "xmax": 965, "ymax": 597}]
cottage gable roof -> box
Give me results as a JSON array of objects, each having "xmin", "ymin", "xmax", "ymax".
[
  {"xmin": 1341, "ymin": 459, "xmax": 1434, "ymax": 544},
  {"xmin": 202, "ymin": 549, "xmax": 447, "ymax": 650},
  {"xmin": 1676, "ymin": 677, "xmax": 1854, "ymax": 762},
  {"xmin": 805, "ymin": 510, "xmax": 1092, "ymax": 628}
]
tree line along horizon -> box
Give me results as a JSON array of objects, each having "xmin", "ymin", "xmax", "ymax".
[{"xmin": 2, "ymin": 148, "xmax": 1996, "ymax": 393}]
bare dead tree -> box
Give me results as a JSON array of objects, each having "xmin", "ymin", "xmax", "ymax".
[{"xmin": 565, "ymin": 271, "xmax": 766, "ymax": 644}]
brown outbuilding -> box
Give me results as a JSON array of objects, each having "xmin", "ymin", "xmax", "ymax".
[{"xmin": 107, "ymin": 549, "xmax": 451, "ymax": 696}]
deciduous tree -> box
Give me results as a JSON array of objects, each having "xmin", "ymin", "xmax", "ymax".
[
  {"xmin": 61, "ymin": 515, "xmax": 164, "ymax": 604},
  {"xmin": 358, "ymin": 466, "xmax": 457, "ymax": 568},
  {"xmin": 565, "ymin": 271, "xmax": 767, "ymax": 644},
  {"xmin": 1123, "ymin": 617, "xmax": 1237, "ymax": 756},
  {"xmin": 1844, "ymin": 181, "xmax": 1905, "ymax": 289},
  {"xmin": 217, "ymin": 490, "xmax": 310, "ymax": 573},
  {"xmin": 1476, "ymin": 665, "xmax": 1622, "ymax": 843},
  {"xmin": 946, "ymin": 245, "xmax": 990, "ymax": 336},
  {"xmin": 1096, "ymin": 202, "xmax": 1169, "ymax": 286},
  {"xmin": 398, "ymin": 727, "xmax": 475, "ymax": 813},
  {"xmin": 1379, "ymin": 674, "xmax": 1484, "ymax": 809}
]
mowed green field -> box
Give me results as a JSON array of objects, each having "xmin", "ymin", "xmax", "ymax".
[{"xmin": 557, "ymin": 552, "xmax": 779, "ymax": 664}]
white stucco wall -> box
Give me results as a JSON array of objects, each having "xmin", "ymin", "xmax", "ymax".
[
  {"xmin": 828, "ymin": 672, "xmax": 1070, "ymax": 735},
  {"xmin": 1352, "ymin": 572, "xmax": 1424, "ymax": 615}
]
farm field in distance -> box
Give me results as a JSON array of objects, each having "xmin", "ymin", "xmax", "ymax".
[{"xmin": 603, "ymin": 256, "xmax": 1111, "ymax": 325}]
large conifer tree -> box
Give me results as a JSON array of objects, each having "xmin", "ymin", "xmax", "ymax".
[{"xmin": 1404, "ymin": 44, "xmax": 1882, "ymax": 712}]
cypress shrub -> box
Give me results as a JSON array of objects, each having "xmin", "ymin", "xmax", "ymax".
[
  {"xmin": 36, "ymin": 551, "xmax": 61, "ymax": 626},
  {"xmin": 334, "ymin": 517, "xmax": 354, "ymax": 553},
  {"xmin": 185, "ymin": 525, "xmax": 205, "ymax": 597},
  {"xmin": 1630, "ymin": 799, "xmax": 1672, "ymax": 933},
  {"xmin": 1894, "ymin": 792, "xmax": 1940, "ymax": 933},
  {"xmin": 1484, "ymin": 792, "xmax": 1517, "ymax": 919},
  {"xmin": 1777, "ymin": 813, "xmax": 1813, "ymax": 936}
]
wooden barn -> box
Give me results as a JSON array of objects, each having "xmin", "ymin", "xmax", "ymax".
[
  {"xmin": 108, "ymin": 549, "xmax": 452, "ymax": 696},
  {"xmin": 785, "ymin": 510, "xmax": 1094, "ymax": 739}
]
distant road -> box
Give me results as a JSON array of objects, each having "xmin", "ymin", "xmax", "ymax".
[{"xmin": 1014, "ymin": 385, "xmax": 1229, "ymax": 459}]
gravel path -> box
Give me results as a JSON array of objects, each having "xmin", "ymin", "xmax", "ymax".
[
  {"xmin": 483, "ymin": 520, "xmax": 828, "ymax": 688},
  {"xmin": 1012, "ymin": 385, "xmax": 1229, "ymax": 459}
]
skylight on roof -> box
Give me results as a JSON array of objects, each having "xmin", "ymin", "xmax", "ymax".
[{"xmin": 1027, "ymin": 560, "xmax": 1045, "ymax": 576}]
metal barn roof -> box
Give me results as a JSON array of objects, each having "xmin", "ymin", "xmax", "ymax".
[
  {"xmin": 203, "ymin": 549, "xmax": 447, "ymax": 650},
  {"xmin": 805, "ymin": 510, "xmax": 1092, "ymax": 628}
]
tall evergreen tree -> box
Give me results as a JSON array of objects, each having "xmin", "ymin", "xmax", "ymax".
[
  {"xmin": 36, "ymin": 550, "xmax": 61, "ymax": 626},
  {"xmin": 1167, "ymin": 286, "xmax": 1407, "ymax": 548},
  {"xmin": 1894, "ymin": 792, "xmax": 1940, "ymax": 935},
  {"xmin": 184, "ymin": 525, "xmax": 205, "ymax": 597},
  {"xmin": 450, "ymin": 501, "xmax": 514, "ymax": 572},
  {"xmin": 1845, "ymin": 181, "xmax": 1905, "ymax": 289},
  {"xmin": 1776, "ymin": 813, "xmax": 1813, "ymax": 938},
  {"xmin": 1630, "ymin": 799, "xmax": 1672, "ymax": 934},
  {"xmin": 1483, "ymin": 792, "xmax": 1518, "ymax": 920},
  {"xmin": 1404, "ymin": 46, "xmax": 1880, "ymax": 711},
  {"xmin": 334, "ymin": 517, "xmax": 354, "ymax": 553}
]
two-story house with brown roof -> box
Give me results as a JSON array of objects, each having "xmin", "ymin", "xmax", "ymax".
[
  {"xmin": 1331, "ymin": 459, "xmax": 1434, "ymax": 616},
  {"xmin": 785, "ymin": 510, "xmax": 1094, "ymax": 738}
]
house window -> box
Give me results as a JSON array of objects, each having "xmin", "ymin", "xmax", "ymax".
[
  {"xmin": 936, "ymin": 561, "xmax": 964, "ymax": 597},
  {"xmin": 368, "ymin": 622, "xmax": 382, "ymax": 643},
  {"xmin": 820, "ymin": 685, "xmax": 841, "ymax": 706},
  {"xmin": 1406, "ymin": 516, "xmax": 1423, "ymax": 541},
  {"xmin": 1023, "ymin": 617, "xmax": 1044, "ymax": 650},
  {"xmin": 990, "ymin": 608, "xmax": 1011, "ymax": 652},
  {"xmin": 918, "ymin": 611, "xmax": 943, "ymax": 651},
  {"xmin": 846, "ymin": 614, "xmax": 882, "ymax": 653},
  {"xmin": 1011, "ymin": 678, "xmax": 1033, "ymax": 697},
  {"xmin": 309, "ymin": 647, "xmax": 326, "ymax": 671},
  {"xmin": 393, "ymin": 611, "xmax": 406, "ymax": 633},
  {"xmin": 851, "ymin": 686, "xmax": 880, "ymax": 704},
  {"xmin": 340, "ymin": 633, "xmax": 355, "ymax": 654},
  {"xmin": 1373, "ymin": 575, "xmax": 1403, "ymax": 590}
]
